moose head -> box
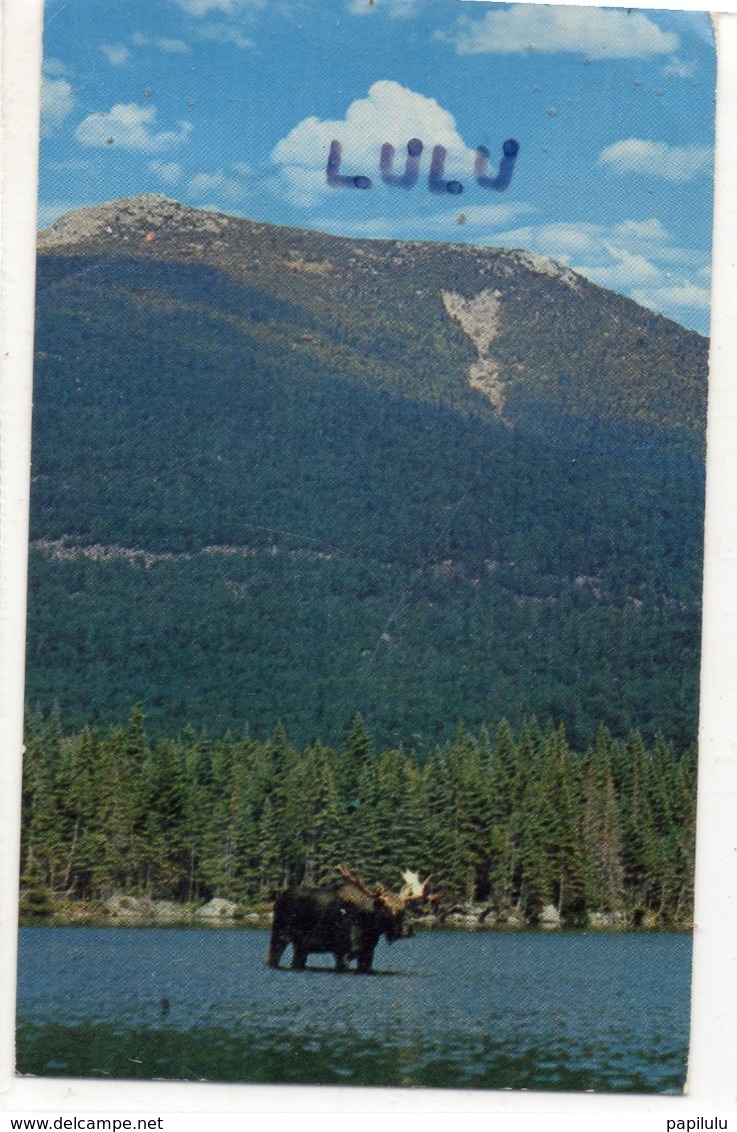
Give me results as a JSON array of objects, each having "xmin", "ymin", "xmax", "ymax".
[{"xmin": 336, "ymin": 865, "xmax": 432, "ymax": 942}]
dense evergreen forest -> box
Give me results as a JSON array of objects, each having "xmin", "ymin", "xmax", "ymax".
[{"xmin": 20, "ymin": 707, "xmax": 696, "ymax": 926}]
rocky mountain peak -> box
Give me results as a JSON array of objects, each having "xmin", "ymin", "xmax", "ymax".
[
  {"xmin": 37, "ymin": 193, "xmax": 234, "ymax": 251},
  {"xmin": 38, "ymin": 196, "xmax": 577, "ymax": 289}
]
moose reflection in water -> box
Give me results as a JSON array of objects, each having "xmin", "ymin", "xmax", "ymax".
[{"xmin": 267, "ymin": 866, "xmax": 432, "ymax": 973}]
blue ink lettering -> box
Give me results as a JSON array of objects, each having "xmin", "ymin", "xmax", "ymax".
[
  {"xmin": 326, "ymin": 140, "xmax": 372, "ymax": 189},
  {"xmin": 428, "ymin": 145, "xmax": 464, "ymax": 195},
  {"xmin": 380, "ymin": 137, "xmax": 423, "ymax": 188},
  {"xmin": 326, "ymin": 137, "xmax": 520, "ymax": 192},
  {"xmin": 475, "ymin": 139, "xmax": 520, "ymax": 191}
]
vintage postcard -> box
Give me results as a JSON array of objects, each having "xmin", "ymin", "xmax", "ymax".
[{"xmin": 12, "ymin": 0, "xmax": 716, "ymax": 1099}]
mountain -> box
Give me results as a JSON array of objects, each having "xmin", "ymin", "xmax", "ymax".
[
  {"xmin": 26, "ymin": 194, "xmax": 707, "ymax": 751},
  {"xmin": 37, "ymin": 194, "xmax": 707, "ymax": 443}
]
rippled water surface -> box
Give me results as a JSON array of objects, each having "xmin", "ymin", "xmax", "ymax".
[{"xmin": 16, "ymin": 926, "xmax": 691, "ymax": 1092}]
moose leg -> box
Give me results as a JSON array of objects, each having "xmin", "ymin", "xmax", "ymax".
[
  {"xmin": 354, "ymin": 945, "xmax": 375, "ymax": 974},
  {"xmin": 291, "ymin": 941, "xmax": 309, "ymax": 970},
  {"xmin": 333, "ymin": 951, "xmax": 350, "ymax": 973},
  {"xmin": 267, "ymin": 931, "xmax": 287, "ymax": 968}
]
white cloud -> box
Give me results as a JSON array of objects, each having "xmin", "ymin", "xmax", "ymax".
[
  {"xmin": 170, "ymin": 0, "xmax": 264, "ymax": 15},
  {"xmin": 149, "ymin": 160, "xmax": 183, "ymax": 184},
  {"xmin": 187, "ymin": 167, "xmax": 249, "ymax": 201},
  {"xmin": 272, "ymin": 167, "xmax": 332, "ymax": 208},
  {"xmin": 664, "ymin": 56, "xmax": 697, "ymax": 78},
  {"xmin": 313, "ymin": 200, "xmax": 534, "ymax": 240},
  {"xmin": 196, "ymin": 23, "xmax": 255, "ymax": 48},
  {"xmin": 388, "ymin": 1, "xmax": 418, "ymax": 17},
  {"xmin": 347, "ymin": 0, "xmax": 417, "ymax": 16},
  {"xmin": 592, "ymin": 246, "xmax": 663, "ymax": 289},
  {"xmin": 173, "ymin": 0, "xmax": 241, "ymax": 13},
  {"xmin": 272, "ymin": 80, "xmax": 475, "ymax": 205},
  {"xmin": 41, "ymin": 69, "xmax": 74, "ymax": 136},
  {"xmin": 158, "ymin": 37, "xmax": 191, "ymax": 53},
  {"xmin": 131, "ymin": 32, "xmax": 190, "ymax": 53},
  {"xmin": 101, "ymin": 44, "xmax": 131, "ymax": 66},
  {"xmin": 613, "ymin": 218, "xmax": 670, "ymax": 243},
  {"xmin": 76, "ymin": 104, "xmax": 193, "ymax": 152},
  {"xmin": 598, "ymin": 138, "xmax": 712, "ymax": 181},
  {"xmin": 447, "ymin": 6, "xmax": 679, "ymax": 58},
  {"xmin": 430, "ymin": 201, "xmax": 535, "ymax": 229},
  {"xmin": 38, "ymin": 200, "xmax": 85, "ymax": 228},
  {"xmin": 41, "ymin": 58, "xmax": 68, "ymax": 78},
  {"xmin": 631, "ymin": 282, "xmax": 710, "ymax": 310},
  {"xmin": 522, "ymin": 221, "xmax": 595, "ymax": 255},
  {"xmin": 166, "ymin": 0, "xmax": 263, "ymax": 47},
  {"xmin": 493, "ymin": 216, "xmax": 665, "ymax": 263},
  {"xmin": 488, "ymin": 214, "xmax": 709, "ymax": 328}
]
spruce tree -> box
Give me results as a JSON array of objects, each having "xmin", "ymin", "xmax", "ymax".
[
  {"xmin": 21, "ymin": 713, "xmax": 64, "ymax": 893},
  {"xmin": 546, "ymin": 727, "xmax": 588, "ymax": 919},
  {"xmin": 582, "ymin": 728, "xmax": 625, "ymax": 912}
]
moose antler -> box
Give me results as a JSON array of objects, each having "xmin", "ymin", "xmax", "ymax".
[
  {"xmin": 337, "ymin": 865, "xmax": 405, "ymax": 911},
  {"xmin": 399, "ymin": 869, "xmax": 432, "ymax": 902},
  {"xmin": 337, "ymin": 865, "xmax": 378, "ymax": 897}
]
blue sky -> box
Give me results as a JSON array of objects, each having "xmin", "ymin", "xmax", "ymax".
[{"xmin": 39, "ymin": 0, "xmax": 715, "ymax": 333}]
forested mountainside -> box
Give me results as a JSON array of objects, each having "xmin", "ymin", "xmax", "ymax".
[{"xmin": 27, "ymin": 195, "xmax": 707, "ymax": 751}]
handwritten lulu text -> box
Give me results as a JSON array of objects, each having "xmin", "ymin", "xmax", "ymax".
[{"xmin": 327, "ymin": 137, "xmax": 520, "ymax": 194}]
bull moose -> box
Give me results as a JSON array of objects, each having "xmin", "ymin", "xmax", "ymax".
[{"xmin": 267, "ymin": 866, "xmax": 430, "ymax": 973}]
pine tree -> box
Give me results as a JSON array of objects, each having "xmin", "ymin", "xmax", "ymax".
[
  {"xmin": 621, "ymin": 732, "xmax": 664, "ymax": 915},
  {"xmin": 257, "ymin": 795, "xmax": 283, "ymax": 898},
  {"xmin": 21, "ymin": 712, "xmax": 64, "ymax": 892},
  {"xmin": 545, "ymin": 733, "xmax": 587, "ymax": 920},
  {"xmin": 582, "ymin": 728, "xmax": 625, "ymax": 912},
  {"xmin": 120, "ymin": 704, "xmax": 155, "ymax": 892},
  {"xmin": 340, "ymin": 712, "xmax": 374, "ymax": 801},
  {"xmin": 402, "ymin": 753, "xmax": 433, "ymax": 875},
  {"xmin": 196, "ymin": 737, "xmax": 239, "ymax": 896},
  {"xmin": 670, "ymin": 744, "xmax": 697, "ymax": 923},
  {"xmin": 347, "ymin": 755, "xmax": 384, "ymax": 882},
  {"xmin": 422, "ymin": 746, "xmax": 470, "ymax": 896},
  {"xmin": 299, "ymin": 743, "xmax": 345, "ymax": 886},
  {"xmin": 146, "ymin": 737, "xmax": 190, "ymax": 898},
  {"xmin": 228, "ymin": 742, "xmax": 264, "ymax": 900},
  {"xmin": 448, "ymin": 727, "xmax": 493, "ymax": 901},
  {"xmin": 486, "ymin": 719, "xmax": 524, "ymax": 909},
  {"xmin": 514, "ymin": 774, "xmax": 555, "ymax": 917}
]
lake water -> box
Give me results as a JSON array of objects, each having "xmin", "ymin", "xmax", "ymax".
[{"xmin": 16, "ymin": 926, "xmax": 691, "ymax": 1093}]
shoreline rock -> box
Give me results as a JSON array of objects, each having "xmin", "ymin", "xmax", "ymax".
[
  {"xmin": 538, "ymin": 904, "xmax": 562, "ymax": 930},
  {"xmin": 194, "ymin": 897, "xmax": 239, "ymax": 920},
  {"xmin": 17, "ymin": 891, "xmax": 692, "ymax": 931},
  {"xmin": 587, "ymin": 910, "xmax": 629, "ymax": 930}
]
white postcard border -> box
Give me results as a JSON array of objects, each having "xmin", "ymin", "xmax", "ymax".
[{"xmin": 2, "ymin": 0, "xmax": 737, "ymax": 1118}]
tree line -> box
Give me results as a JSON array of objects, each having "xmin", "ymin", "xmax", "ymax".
[{"xmin": 20, "ymin": 706, "xmax": 696, "ymax": 925}]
